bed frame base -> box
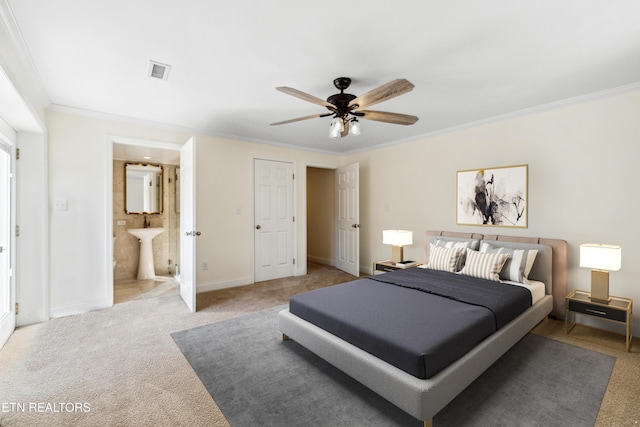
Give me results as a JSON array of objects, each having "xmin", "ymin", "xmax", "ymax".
[{"xmin": 279, "ymin": 295, "xmax": 552, "ymax": 424}]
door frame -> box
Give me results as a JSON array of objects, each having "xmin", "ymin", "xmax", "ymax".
[
  {"xmin": 251, "ymin": 156, "xmax": 298, "ymax": 282},
  {"xmin": 105, "ymin": 135, "xmax": 182, "ymax": 305},
  {"xmin": 0, "ymin": 128, "xmax": 15, "ymax": 348},
  {"xmin": 304, "ymin": 163, "xmax": 339, "ymax": 272}
]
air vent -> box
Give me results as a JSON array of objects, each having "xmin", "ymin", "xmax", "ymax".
[{"xmin": 148, "ymin": 61, "xmax": 171, "ymax": 81}]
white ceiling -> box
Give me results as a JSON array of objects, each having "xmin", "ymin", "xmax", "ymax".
[{"xmin": 6, "ymin": 0, "xmax": 640, "ymax": 155}]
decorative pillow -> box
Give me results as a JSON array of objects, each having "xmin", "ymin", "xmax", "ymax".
[
  {"xmin": 434, "ymin": 239, "xmax": 474, "ymax": 270},
  {"xmin": 480, "ymin": 243, "xmax": 538, "ymax": 283},
  {"xmin": 458, "ymin": 248, "xmax": 509, "ymax": 281},
  {"xmin": 426, "ymin": 245, "xmax": 464, "ymax": 272}
]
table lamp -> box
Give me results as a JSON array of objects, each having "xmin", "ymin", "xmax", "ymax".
[
  {"xmin": 579, "ymin": 243, "xmax": 621, "ymax": 304},
  {"xmin": 383, "ymin": 230, "xmax": 413, "ymax": 263}
]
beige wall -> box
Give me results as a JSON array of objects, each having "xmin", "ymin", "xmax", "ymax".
[
  {"xmin": 306, "ymin": 167, "xmax": 335, "ymax": 265},
  {"xmin": 191, "ymin": 136, "xmax": 341, "ymax": 292},
  {"xmin": 346, "ymin": 88, "xmax": 640, "ymax": 332},
  {"xmin": 46, "ymin": 109, "xmax": 342, "ymax": 315},
  {"xmin": 41, "ymin": 86, "xmax": 640, "ymax": 335}
]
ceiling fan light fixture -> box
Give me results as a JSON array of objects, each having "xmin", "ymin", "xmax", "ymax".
[
  {"xmin": 272, "ymin": 77, "xmax": 418, "ymax": 140},
  {"xmin": 329, "ymin": 117, "xmax": 344, "ymax": 139},
  {"xmin": 349, "ymin": 118, "xmax": 361, "ymax": 136}
]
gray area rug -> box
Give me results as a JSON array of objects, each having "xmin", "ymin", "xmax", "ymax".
[{"xmin": 171, "ymin": 306, "xmax": 615, "ymax": 427}]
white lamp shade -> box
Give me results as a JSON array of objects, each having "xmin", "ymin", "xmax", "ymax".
[
  {"xmin": 580, "ymin": 244, "xmax": 621, "ymax": 271},
  {"xmin": 382, "ymin": 230, "xmax": 413, "ymax": 247},
  {"xmin": 349, "ymin": 119, "xmax": 361, "ymax": 136}
]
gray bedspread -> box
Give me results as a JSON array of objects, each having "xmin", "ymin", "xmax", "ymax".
[{"xmin": 289, "ymin": 268, "xmax": 531, "ymax": 379}]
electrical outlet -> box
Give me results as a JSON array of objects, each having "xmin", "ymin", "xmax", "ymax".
[
  {"xmin": 202, "ymin": 261, "xmax": 208, "ymax": 271},
  {"xmin": 54, "ymin": 199, "xmax": 68, "ymax": 211}
]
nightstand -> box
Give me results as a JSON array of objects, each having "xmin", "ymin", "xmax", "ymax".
[
  {"xmin": 372, "ymin": 260, "xmax": 420, "ymax": 275},
  {"xmin": 565, "ymin": 289, "xmax": 633, "ymax": 352}
]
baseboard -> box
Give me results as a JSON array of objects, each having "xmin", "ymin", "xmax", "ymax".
[
  {"xmin": 196, "ymin": 276, "xmax": 253, "ymax": 293},
  {"xmin": 50, "ymin": 298, "xmax": 111, "ymax": 319},
  {"xmin": 307, "ymin": 255, "xmax": 334, "ymax": 266}
]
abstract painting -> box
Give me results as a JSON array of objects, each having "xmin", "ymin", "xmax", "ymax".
[{"xmin": 457, "ymin": 164, "xmax": 528, "ymax": 227}]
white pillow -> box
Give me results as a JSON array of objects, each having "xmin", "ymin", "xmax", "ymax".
[
  {"xmin": 480, "ymin": 243, "xmax": 538, "ymax": 283},
  {"xmin": 459, "ymin": 248, "xmax": 509, "ymax": 282},
  {"xmin": 426, "ymin": 245, "xmax": 464, "ymax": 272}
]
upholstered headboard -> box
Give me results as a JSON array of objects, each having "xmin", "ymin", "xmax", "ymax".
[{"xmin": 424, "ymin": 231, "xmax": 568, "ymax": 319}]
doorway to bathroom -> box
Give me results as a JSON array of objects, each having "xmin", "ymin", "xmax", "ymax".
[{"xmin": 110, "ymin": 138, "xmax": 182, "ymax": 304}]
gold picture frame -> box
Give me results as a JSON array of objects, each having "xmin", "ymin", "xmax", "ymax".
[{"xmin": 456, "ymin": 164, "xmax": 528, "ymax": 228}]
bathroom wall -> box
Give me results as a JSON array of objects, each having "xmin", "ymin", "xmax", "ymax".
[{"xmin": 113, "ymin": 160, "xmax": 179, "ymax": 280}]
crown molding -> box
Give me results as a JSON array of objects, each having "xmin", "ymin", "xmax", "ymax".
[
  {"xmin": 0, "ymin": 0, "xmax": 50, "ymax": 108},
  {"xmin": 342, "ymin": 82, "xmax": 640, "ymax": 155},
  {"xmin": 49, "ymin": 81, "xmax": 640, "ymax": 157}
]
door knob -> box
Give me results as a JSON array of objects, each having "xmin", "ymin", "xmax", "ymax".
[
  {"xmin": 256, "ymin": 225, "xmax": 261, "ymax": 229},
  {"xmin": 185, "ymin": 231, "xmax": 192, "ymax": 236},
  {"xmin": 195, "ymin": 231, "xmax": 201, "ymax": 236}
]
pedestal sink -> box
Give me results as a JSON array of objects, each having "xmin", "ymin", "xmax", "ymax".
[{"xmin": 127, "ymin": 228, "xmax": 164, "ymax": 280}]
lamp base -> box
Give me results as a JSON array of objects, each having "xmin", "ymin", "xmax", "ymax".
[
  {"xmin": 589, "ymin": 270, "xmax": 611, "ymax": 304},
  {"xmin": 390, "ymin": 246, "xmax": 404, "ymax": 264}
]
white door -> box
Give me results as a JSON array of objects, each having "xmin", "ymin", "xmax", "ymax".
[
  {"xmin": 179, "ymin": 137, "xmax": 197, "ymax": 312},
  {"xmin": 335, "ymin": 162, "xmax": 360, "ymax": 277},
  {"xmin": 254, "ymin": 159, "xmax": 294, "ymax": 282},
  {"xmin": 0, "ymin": 142, "xmax": 14, "ymax": 348}
]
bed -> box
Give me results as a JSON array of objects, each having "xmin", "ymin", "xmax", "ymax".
[{"xmin": 278, "ymin": 231, "xmax": 568, "ymax": 426}]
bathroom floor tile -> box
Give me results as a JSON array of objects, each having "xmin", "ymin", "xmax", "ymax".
[{"xmin": 114, "ymin": 275, "xmax": 179, "ymax": 304}]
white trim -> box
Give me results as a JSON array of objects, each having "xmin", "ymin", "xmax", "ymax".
[
  {"xmin": 50, "ymin": 297, "xmax": 111, "ymax": 319},
  {"xmin": 104, "ymin": 137, "xmax": 114, "ymax": 307},
  {"xmin": 0, "ymin": 135, "xmax": 14, "ymax": 348},
  {"xmin": 109, "ymin": 135, "xmax": 182, "ymax": 151},
  {"xmin": 340, "ymin": 82, "xmax": 640, "ymax": 155},
  {"xmin": 303, "ymin": 162, "xmax": 340, "ymax": 276},
  {"xmin": 48, "ymin": 83, "xmax": 640, "ymax": 156},
  {"xmin": 0, "ymin": 117, "xmax": 16, "ymax": 143},
  {"xmin": 0, "ymin": 66, "xmax": 42, "ymax": 133},
  {"xmin": 196, "ymin": 277, "xmax": 252, "ymax": 293},
  {"xmin": 307, "ymin": 255, "xmax": 334, "ymax": 266},
  {"xmin": 49, "ymin": 104, "xmax": 197, "ymax": 134},
  {"xmin": 0, "ymin": 0, "xmax": 50, "ymax": 122}
]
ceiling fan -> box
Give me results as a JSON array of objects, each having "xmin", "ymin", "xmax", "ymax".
[{"xmin": 270, "ymin": 77, "xmax": 419, "ymax": 139}]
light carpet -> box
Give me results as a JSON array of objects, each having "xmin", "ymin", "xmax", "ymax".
[{"xmin": 172, "ymin": 305, "xmax": 616, "ymax": 427}]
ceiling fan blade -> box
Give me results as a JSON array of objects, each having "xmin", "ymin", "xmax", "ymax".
[
  {"xmin": 348, "ymin": 79, "xmax": 414, "ymax": 110},
  {"xmin": 270, "ymin": 113, "xmax": 331, "ymax": 126},
  {"xmin": 276, "ymin": 87, "xmax": 336, "ymax": 109},
  {"xmin": 359, "ymin": 110, "xmax": 419, "ymax": 125}
]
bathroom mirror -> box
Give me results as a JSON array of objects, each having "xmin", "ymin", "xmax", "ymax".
[{"xmin": 125, "ymin": 163, "xmax": 163, "ymax": 214}]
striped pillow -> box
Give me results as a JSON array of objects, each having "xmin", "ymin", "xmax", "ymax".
[
  {"xmin": 480, "ymin": 243, "xmax": 538, "ymax": 283},
  {"xmin": 434, "ymin": 239, "xmax": 472, "ymax": 271},
  {"xmin": 426, "ymin": 245, "xmax": 464, "ymax": 272},
  {"xmin": 459, "ymin": 248, "xmax": 509, "ymax": 281}
]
